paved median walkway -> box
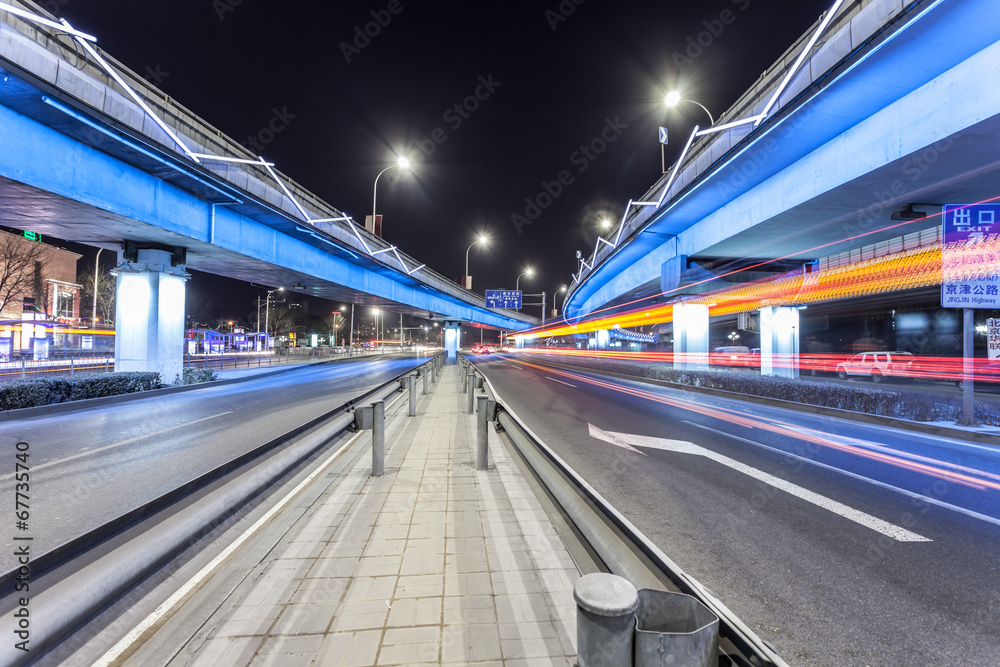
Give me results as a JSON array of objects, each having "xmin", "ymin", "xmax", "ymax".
[{"xmin": 129, "ymin": 363, "xmax": 580, "ymax": 666}]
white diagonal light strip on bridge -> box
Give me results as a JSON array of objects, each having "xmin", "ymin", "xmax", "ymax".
[
  {"xmin": 0, "ymin": 3, "xmax": 96, "ymax": 41},
  {"xmin": 589, "ymin": 423, "xmax": 931, "ymax": 542},
  {"xmin": 65, "ymin": 20, "xmax": 200, "ymax": 163},
  {"xmin": 0, "ymin": 411, "xmax": 234, "ymax": 478}
]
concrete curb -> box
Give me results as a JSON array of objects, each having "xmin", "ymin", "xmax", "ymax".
[{"xmin": 524, "ymin": 357, "xmax": 1000, "ymax": 447}]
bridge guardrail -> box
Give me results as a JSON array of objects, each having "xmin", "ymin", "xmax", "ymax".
[
  {"xmin": 465, "ymin": 355, "xmax": 789, "ymax": 667},
  {"xmin": 567, "ymin": 0, "xmax": 915, "ymax": 309}
]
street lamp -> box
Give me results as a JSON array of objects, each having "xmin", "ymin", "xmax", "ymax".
[
  {"xmin": 92, "ymin": 247, "xmax": 103, "ymax": 323},
  {"xmin": 553, "ymin": 285, "xmax": 567, "ymax": 317},
  {"xmin": 464, "ymin": 235, "xmax": 488, "ymax": 290},
  {"xmin": 372, "ymin": 155, "xmax": 411, "ymax": 235},
  {"xmin": 516, "ymin": 268, "xmax": 534, "ymax": 292},
  {"xmin": 264, "ymin": 287, "xmax": 284, "ymax": 350},
  {"xmin": 664, "ymin": 90, "xmax": 715, "ymax": 125}
]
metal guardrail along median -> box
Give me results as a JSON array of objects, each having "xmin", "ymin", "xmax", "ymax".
[
  {"xmin": 0, "ymin": 353, "xmax": 441, "ymax": 666},
  {"xmin": 462, "ymin": 354, "xmax": 788, "ymax": 667}
]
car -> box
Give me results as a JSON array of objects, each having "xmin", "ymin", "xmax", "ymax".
[{"xmin": 835, "ymin": 351, "xmax": 919, "ymax": 383}]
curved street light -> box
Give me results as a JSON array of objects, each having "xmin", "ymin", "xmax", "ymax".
[
  {"xmin": 664, "ymin": 90, "xmax": 715, "ymax": 125},
  {"xmin": 264, "ymin": 287, "xmax": 284, "ymax": 349},
  {"xmin": 553, "ymin": 285, "xmax": 567, "ymax": 317},
  {"xmin": 372, "ymin": 155, "xmax": 411, "ymax": 234},
  {"xmin": 464, "ymin": 235, "xmax": 488, "ymax": 289},
  {"xmin": 516, "ymin": 268, "xmax": 534, "ymax": 292}
]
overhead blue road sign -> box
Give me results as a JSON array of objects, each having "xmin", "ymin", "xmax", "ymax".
[
  {"xmin": 485, "ymin": 290, "xmax": 522, "ymax": 309},
  {"xmin": 942, "ymin": 203, "xmax": 1000, "ymax": 308}
]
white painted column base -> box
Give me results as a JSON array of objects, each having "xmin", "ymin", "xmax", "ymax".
[
  {"xmin": 673, "ymin": 303, "xmax": 709, "ymax": 370},
  {"xmin": 114, "ymin": 249, "xmax": 188, "ymax": 384},
  {"xmin": 760, "ymin": 306, "xmax": 800, "ymax": 379}
]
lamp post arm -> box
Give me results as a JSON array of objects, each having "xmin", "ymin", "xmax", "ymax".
[
  {"xmin": 372, "ymin": 165, "xmax": 394, "ymax": 219},
  {"xmin": 465, "ymin": 242, "xmax": 476, "ymax": 279},
  {"xmin": 689, "ymin": 100, "xmax": 715, "ymax": 126}
]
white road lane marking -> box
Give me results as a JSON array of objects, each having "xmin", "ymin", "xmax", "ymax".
[
  {"xmin": 0, "ymin": 411, "xmax": 234, "ymax": 478},
  {"xmin": 687, "ymin": 420, "xmax": 1000, "ymax": 529},
  {"xmin": 546, "ymin": 377, "xmax": 577, "ymax": 388},
  {"xmin": 589, "ymin": 423, "xmax": 931, "ymax": 543}
]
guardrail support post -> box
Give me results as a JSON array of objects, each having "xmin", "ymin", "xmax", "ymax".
[
  {"xmin": 462, "ymin": 365, "xmax": 468, "ymax": 392},
  {"xmin": 21, "ymin": 359, "xmax": 25, "ymax": 379},
  {"xmin": 70, "ymin": 358, "xmax": 75, "ymax": 375},
  {"xmin": 422, "ymin": 368, "xmax": 429, "ymax": 395},
  {"xmin": 408, "ymin": 373, "xmax": 417, "ymax": 417},
  {"xmin": 372, "ymin": 400, "xmax": 385, "ymax": 477},
  {"xmin": 476, "ymin": 395, "xmax": 489, "ymax": 471},
  {"xmin": 466, "ymin": 371, "xmax": 475, "ymax": 414},
  {"xmin": 574, "ymin": 573, "xmax": 639, "ymax": 667}
]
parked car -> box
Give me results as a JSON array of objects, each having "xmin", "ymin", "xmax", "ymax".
[{"xmin": 835, "ymin": 351, "xmax": 919, "ymax": 383}]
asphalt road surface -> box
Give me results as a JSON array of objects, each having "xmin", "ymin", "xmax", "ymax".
[
  {"xmin": 474, "ymin": 354, "xmax": 1000, "ymax": 667},
  {"xmin": 0, "ymin": 355, "xmax": 428, "ymax": 572}
]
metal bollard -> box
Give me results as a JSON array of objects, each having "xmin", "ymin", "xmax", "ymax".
[
  {"xmin": 423, "ymin": 368, "xmax": 429, "ymax": 394},
  {"xmin": 476, "ymin": 394, "xmax": 489, "ymax": 471},
  {"xmin": 372, "ymin": 400, "xmax": 385, "ymax": 477},
  {"xmin": 467, "ymin": 372, "xmax": 476, "ymax": 413},
  {"xmin": 574, "ymin": 573, "xmax": 639, "ymax": 667},
  {"xmin": 408, "ymin": 373, "xmax": 417, "ymax": 417},
  {"xmin": 462, "ymin": 366, "xmax": 468, "ymax": 392}
]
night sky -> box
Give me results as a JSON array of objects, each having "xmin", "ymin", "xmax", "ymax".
[{"xmin": 57, "ymin": 0, "xmax": 833, "ymax": 318}]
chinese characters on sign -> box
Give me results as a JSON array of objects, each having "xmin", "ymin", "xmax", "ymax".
[
  {"xmin": 988, "ymin": 318, "xmax": 1000, "ymax": 361},
  {"xmin": 485, "ymin": 290, "xmax": 522, "ymax": 309},
  {"xmin": 941, "ymin": 203, "xmax": 1000, "ymax": 308}
]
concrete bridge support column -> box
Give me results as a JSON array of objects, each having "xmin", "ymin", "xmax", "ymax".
[
  {"xmin": 595, "ymin": 329, "xmax": 611, "ymax": 351},
  {"xmin": 672, "ymin": 303, "xmax": 709, "ymax": 371},
  {"xmin": 515, "ymin": 336, "xmax": 525, "ymax": 349},
  {"xmin": 444, "ymin": 321, "xmax": 461, "ymax": 364},
  {"xmin": 114, "ymin": 248, "xmax": 188, "ymax": 384},
  {"xmin": 760, "ymin": 306, "xmax": 799, "ymax": 379}
]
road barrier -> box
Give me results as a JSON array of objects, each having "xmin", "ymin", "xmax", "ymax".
[{"xmin": 466, "ymin": 355, "xmax": 788, "ymax": 667}]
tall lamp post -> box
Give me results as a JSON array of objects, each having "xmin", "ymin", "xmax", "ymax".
[
  {"xmin": 464, "ymin": 235, "xmax": 488, "ymax": 290},
  {"xmin": 516, "ymin": 268, "xmax": 534, "ymax": 292},
  {"xmin": 553, "ymin": 285, "xmax": 567, "ymax": 318},
  {"xmin": 372, "ymin": 156, "xmax": 411, "ymax": 236},
  {"xmin": 92, "ymin": 247, "xmax": 103, "ymax": 323},
  {"xmin": 264, "ymin": 287, "xmax": 284, "ymax": 350}
]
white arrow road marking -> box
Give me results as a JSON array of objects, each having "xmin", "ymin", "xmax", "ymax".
[
  {"xmin": 588, "ymin": 423, "xmax": 931, "ymax": 543},
  {"xmin": 546, "ymin": 377, "xmax": 577, "ymax": 388}
]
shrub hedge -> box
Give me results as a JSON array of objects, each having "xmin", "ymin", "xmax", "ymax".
[{"xmin": 0, "ymin": 372, "xmax": 163, "ymax": 411}]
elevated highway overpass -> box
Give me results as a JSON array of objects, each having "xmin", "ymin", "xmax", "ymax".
[
  {"xmin": 0, "ymin": 1, "xmax": 536, "ymax": 379},
  {"xmin": 561, "ymin": 0, "xmax": 1000, "ymax": 361}
]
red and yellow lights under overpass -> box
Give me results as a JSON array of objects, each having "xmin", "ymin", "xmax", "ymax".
[{"xmin": 516, "ymin": 238, "xmax": 996, "ymax": 341}]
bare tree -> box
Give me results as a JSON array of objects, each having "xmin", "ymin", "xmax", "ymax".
[
  {"xmin": 267, "ymin": 304, "xmax": 300, "ymax": 338},
  {"xmin": 78, "ymin": 265, "xmax": 116, "ymax": 323},
  {"xmin": 0, "ymin": 233, "xmax": 44, "ymax": 316}
]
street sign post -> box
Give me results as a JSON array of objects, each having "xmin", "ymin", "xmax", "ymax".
[
  {"xmin": 941, "ymin": 203, "xmax": 1000, "ymax": 426},
  {"xmin": 485, "ymin": 290, "xmax": 522, "ymax": 309}
]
